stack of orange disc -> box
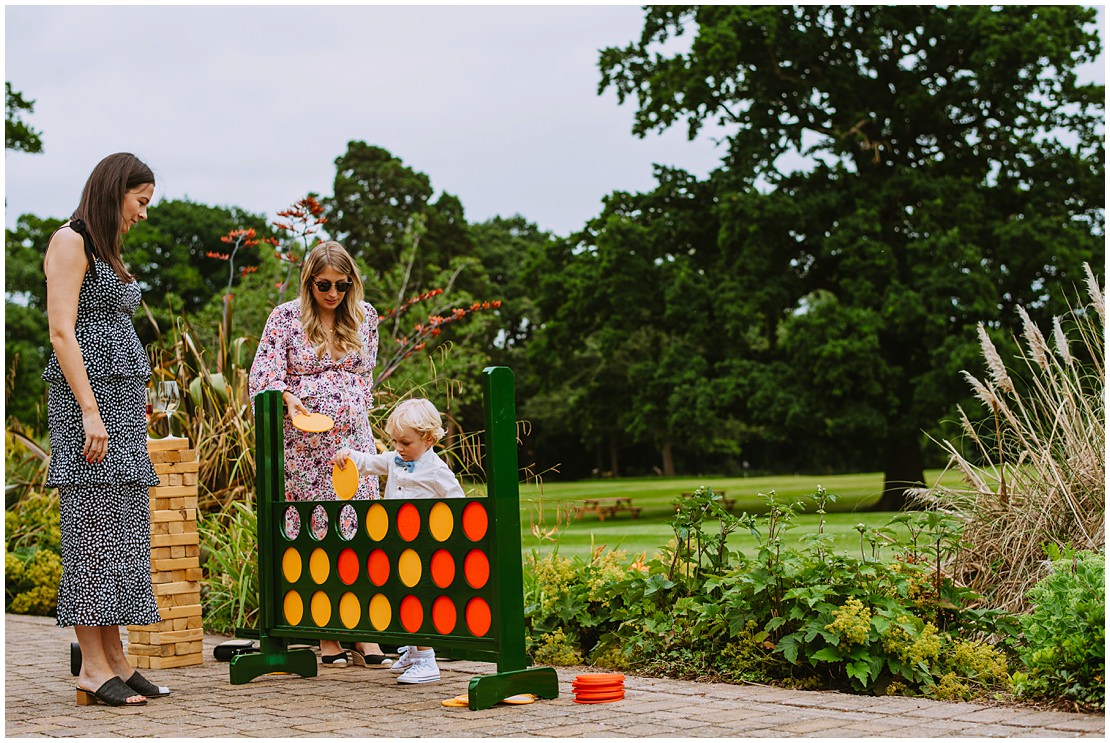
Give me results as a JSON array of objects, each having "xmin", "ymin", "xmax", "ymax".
[{"xmin": 572, "ymin": 673, "xmax": 625, "ymax": 704}]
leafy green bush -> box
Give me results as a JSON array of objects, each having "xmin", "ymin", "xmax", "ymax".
[
  {"xmin": 1012, "ymin": 548, "xmax": 1105, "ymax": 710},
  {"xmin": 5, "ymin": 488, "xmax": 62, "ymax": 616},
  {"xmin": 524, "ymin": 486, "xmax": 1018, "ymax": 701}
]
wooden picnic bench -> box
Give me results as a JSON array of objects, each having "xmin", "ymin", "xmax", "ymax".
[
  {"xmin": 577, "ymin": 497, "xmax": 642, "ymax": 520},
  {"xmin": 678, "ymin": 491, "xmax": 736, "ymax": 512}
]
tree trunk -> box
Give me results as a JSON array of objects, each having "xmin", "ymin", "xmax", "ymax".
[
  {"xmin": 608, "ymin": 438, "xmax": 620, "ymax": 477},
  {"xmin": 661, "ymin": 438, "xmax": 676, "ymax": 477},
  {"xmin": 874, "ymin": 429, "xmax": 926, "ymax": 511}
]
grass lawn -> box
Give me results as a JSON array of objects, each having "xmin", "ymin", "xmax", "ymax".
[{"xmin": 462, "ymin": 469, "xmax": 961, "ymax": 561}]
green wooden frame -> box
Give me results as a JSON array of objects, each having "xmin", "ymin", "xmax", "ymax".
[{"xmin": 229, "ymin": 366, "xmax": 558, "ymax": 710}]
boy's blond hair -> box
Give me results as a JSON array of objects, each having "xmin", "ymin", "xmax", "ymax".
[{"xmin": 385, "ymin": 398, "xmax": 447, "ymax": 443}]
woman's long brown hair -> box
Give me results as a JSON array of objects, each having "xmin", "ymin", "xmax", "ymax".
[
  {"xmin": 71, "ymin": 152, "xmax": 154, "ymax": 282},
  {"xmin": 299, "ymin": 241, "xmax": 366, "ymax": 357}
]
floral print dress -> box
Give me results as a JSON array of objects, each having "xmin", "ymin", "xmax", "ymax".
[{"xmin": 249, "ymin": 300, "xmax": 380, "ymax": 537}]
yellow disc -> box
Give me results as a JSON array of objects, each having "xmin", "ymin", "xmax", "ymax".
[
  {"xmin": 339, "ymin": 591, "xmax": 361, "ymax": 629},
  {"xmin": 369, "ymin": 594, "xmax": 391, "ymax": 631},
  {"xmin": 283, "ymin": 590, "xmax": 303, "ymax": 626},
  {"xmin": 366, "ymin": 503, "xmax": 388, "ymax": 541},
  {"xmin": 282, "ymin": 547, "xmax": 303, "ymax": 583},
  {"xmin": 309, "ymin": 547, "xmax": 330, "ymax": 584},
  {"xmin": 291, "ymin": 412, "xmax": 334, "ymax": 432},
  {"xmin": 428, "ymin": 501, "xmax": 454, "ymax": 542},
  {"xmin": 310, "ymin": 590, "xmax": 331, "ymax": 627},
  {"xmin": 331, "ymin": 458, "xmax": 358, "ymax": 500},
  {"xmin": 398, "ymin": 548, "xmax": 422, "ymax": 588}
]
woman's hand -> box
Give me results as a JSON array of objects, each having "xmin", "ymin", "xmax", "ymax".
[
  {"xmin": 331, "ymin": 448, "xmax": 351, "ymax": 468},
  {"xmin": 82, "ymin": 409, "xmax": 109, "ymax": 463},
  {"xmin": 282, "ymin": 391, "xmax": 308, "ymax": 418}
]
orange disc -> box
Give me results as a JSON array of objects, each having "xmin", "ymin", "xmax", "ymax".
[
  {"xmin": 463, "ymin": 549, "xmax": 490, "ymax": 589},
  {"xmin": 331, "ymin": 458, "xmax": 358, "ymax": 500},
  {"xmin": 432, "ymin": 596, "xmax": 457, "ymax": 634},
  {"xmin": 397, "ymin": 503, "xmax": 420, "ymax": 541},
  {"xmin": 430, "ymin": 550, "xmax": 456, "ymax": 589},
  {"xmin": 465, "ymin": 597, "xmax": 492, "ymax": 637},
  {"xmin": 462, "ymin": 501, "xmax": 488, "ymax": 541},
  {"xmin": 292, "ymin": 412, "xmax": 334, "ymax": 432},
  {"xmin": 367, "ymin": 549, "xmax": 390, "ymax": 586},
  {"xmin": 400, "ymin": 595, "xmax": 424, "ymax": 633},
  {"xmin": 337, "ymin": 548, "xmax": 359, "ymax": 585}
]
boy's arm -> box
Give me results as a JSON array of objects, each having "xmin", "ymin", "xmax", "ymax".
[{"xmin": 347, "ymin": 448, "xmax": 392, "ymax": 477}]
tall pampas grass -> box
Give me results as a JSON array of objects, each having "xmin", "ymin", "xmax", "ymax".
[{"xmin": 912, "ymin": 263, "xmax": 1105, "ymax": 612}]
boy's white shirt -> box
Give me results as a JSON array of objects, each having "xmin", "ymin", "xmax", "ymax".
[{"xmin": 346, "ymin": 447, "xmax": 465, "ymax": 500}]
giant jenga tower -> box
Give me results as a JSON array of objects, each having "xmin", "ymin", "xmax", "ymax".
[{"xmin": 127, "ymin": 436, "xmax": 204, "ymax": 669}]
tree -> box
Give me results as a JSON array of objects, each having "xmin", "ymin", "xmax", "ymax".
[
  {"xmin": 599, "ymin": 5, "xmax": 1104, "ymax": 507},
  {"xmin": 6, "ymin": 83, "xmax": 43, "ymax": 153},
  {"xmin": 325, "ymin": 142, "xmax": 433, "ymax": 270}
]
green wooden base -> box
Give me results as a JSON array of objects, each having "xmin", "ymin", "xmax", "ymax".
[
  {"xmin": 228, "ymin": 645, "xmax": 318, "ymax": 685},
  {"xmin": 466, "ymin": 666, "xmax": 559, "ymax": 710}
]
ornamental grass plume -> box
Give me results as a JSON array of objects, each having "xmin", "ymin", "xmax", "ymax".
[{"xmin": 913, "ymin": 263, "xmax": 1105, "ymax": 612}]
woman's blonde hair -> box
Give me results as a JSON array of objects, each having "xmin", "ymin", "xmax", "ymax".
[
  {"xmin": 386, "ymin": 399, "xmax": 447, "ymax": 443},
  {"xmin": 299, "ymin": 241, "xmax": 366, "ymax": 357}
]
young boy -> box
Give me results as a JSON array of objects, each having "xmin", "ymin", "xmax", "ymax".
[{"xmin": 332, "ymin": 398, "xmax": 464, "ymax": 683}]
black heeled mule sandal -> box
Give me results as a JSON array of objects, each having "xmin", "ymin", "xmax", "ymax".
[
  {"xmin": 75, "ymin": 677, "xmax": 147, "ymax": 707},
  {"xmin": 125, "ymin": 671, "xmax": 171, "ymax": 698}
]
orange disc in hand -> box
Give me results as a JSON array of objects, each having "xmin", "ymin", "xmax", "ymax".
[
  {"xmin": 292, "ymin": 412, "xmax": 334, "ymax": 432},
  {"xmin": 332, "ymin": 458, "xmax": 358, "ymax": 500}
]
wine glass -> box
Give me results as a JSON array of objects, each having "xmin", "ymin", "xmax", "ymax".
[{"xmin": 157, "ymin": 381, "xmax": 181, "ymax": 438}]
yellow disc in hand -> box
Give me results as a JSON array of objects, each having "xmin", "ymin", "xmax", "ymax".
[
  {"xmin": 292, "ymin": 412, "xmax": 334, "ymax": 432},
  {"xmin": 332, "ymin": 458, "xmax": 358, "ymax": 500}
]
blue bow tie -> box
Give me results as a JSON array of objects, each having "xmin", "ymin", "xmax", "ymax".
[{"xmin": 394, "ymin": 455, "xmax": 416, "ymax": 473}]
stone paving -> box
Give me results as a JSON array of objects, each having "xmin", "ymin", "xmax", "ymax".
[{"xmin": 6, "ymin": 613, "xmax": 1105, "ymax": 738}]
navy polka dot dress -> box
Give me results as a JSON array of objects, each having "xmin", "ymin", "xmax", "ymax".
[{"xmin": 42, "ymin": 221, "xmax": 161, "ymax": 627}]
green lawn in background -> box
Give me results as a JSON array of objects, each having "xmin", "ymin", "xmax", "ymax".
[{"xmin": 463, "ymin": 469, "xmax": 961, "ymax": 561}]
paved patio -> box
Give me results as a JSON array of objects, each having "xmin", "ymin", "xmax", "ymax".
[{"xmin": 5, "ymin": 613, "xmax": 1104, "ymax": 737}]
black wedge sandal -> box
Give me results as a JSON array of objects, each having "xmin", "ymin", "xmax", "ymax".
[
  {"xmin": 320, "ymin": 650, "xmax": 349, "ymax": 667},
  {"xmin": 75, "ymin": 677, "xmax": 147, "ymax": 707},
  {"xmin": 125, "ymin": 671, "xmax": 171, "ymax": 698}
]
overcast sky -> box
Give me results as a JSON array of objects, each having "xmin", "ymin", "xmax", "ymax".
[
  {"xmin": 4, "ymin": 4, "xmax": 732, "ymax": 237},
  {"xmin": 5, "ymin": 5, "xmax": 1105, "ymax": 238}
]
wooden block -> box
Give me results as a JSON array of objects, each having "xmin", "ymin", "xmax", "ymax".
[
  {"xmin": 153, "ymin": 580, "xmax": 197, "ymax": 596},
  {"xmin": 151, "ymin": 509, "xmax": 193, "ymax": 523},
  {"xmin": 157, "ymin": 603, "xmax": 202, "ymax": 620},
  {"xmin": 151, "ymin": 532, "xmax": 199, "ymax": 548},
  {"xmin": 143, "ymin": 652, "xmax": 204, "ymax": 670},
  {"xmin": 147, "ymin": 437, "xmax": 189, "ymax": 452},
  {"xmin": 185, "ymin": 567, "xmax": 203, "ymax": 581},
  {"xmin": 175, "ymin": 640, "xmax": 204, "ymax": 655},
  {"xmin": 125, "ymin": 643, "xmax": 166, "ymax": 657},
  {"xmin": 129, "ymin": 630, "xmax": 150, "ymax": 644},
  {"xmin": 152, "ymin": 460, "xmax": 200, "ymax": 475},
  {"xmin": 183, "ymin": 472, "xmax": 198, "ymax": 486},
  {"xmin": 152, "ymin": 557, "xmax": 200, "ymax": 571},
  {"xmin": 153, "ymin": 485, "xmax": 195, "ymax": 498},
  {"xmin": 148, "ymin": 628, "xmax": 203, "ymax": 644}
]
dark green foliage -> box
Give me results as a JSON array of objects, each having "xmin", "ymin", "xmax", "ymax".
[
  {"xmin": 1013, "ymin": 548, "xmax": 1105, "ymax": 710},
  {"xmin": 5, "ymin": 82, "xmax": 43, "ymax": 153},
  {"xmin": 574, "ymin": 5, "xmax": 1106, "ymax": 499}
]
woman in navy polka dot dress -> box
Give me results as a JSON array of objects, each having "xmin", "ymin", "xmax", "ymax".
[{"xmin": 43, "ymin": 153, "xmax": 169, "ymax": 707}]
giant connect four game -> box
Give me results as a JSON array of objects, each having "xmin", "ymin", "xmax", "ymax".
[{"xmin": 229, "ymin": 367, "xmax": 558, "ymax": 709}]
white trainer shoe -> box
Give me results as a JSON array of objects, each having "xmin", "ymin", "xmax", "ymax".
[
  {"xmin": 396, "ymin": 654, "xmax": 440, "ymax": 684},
  {"xmin": 390, "ymin": 647, "xmax": 415, "ymax": 673}
]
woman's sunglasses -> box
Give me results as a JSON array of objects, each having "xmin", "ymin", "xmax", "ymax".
[{"xmin": 312, "ymin": 280, "xmax": 353, "ymax": 293}]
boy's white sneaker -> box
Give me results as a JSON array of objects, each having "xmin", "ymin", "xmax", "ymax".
[
  {"xmin": 390, "ymin": 647, "xmax": 415, "ymax": 673},
  {"xmin": 396, "ymin": 654, "xmax": 440, "ymax": 684}
]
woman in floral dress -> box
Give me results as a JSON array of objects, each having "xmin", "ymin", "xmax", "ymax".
[{"xmin": 248, "ymin": 241, "xmax": 388, "ymax": 667}]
